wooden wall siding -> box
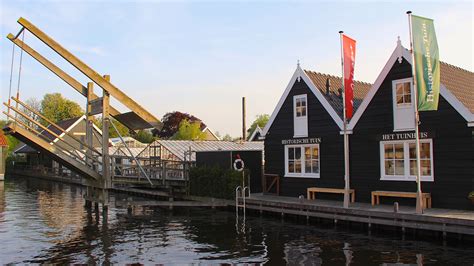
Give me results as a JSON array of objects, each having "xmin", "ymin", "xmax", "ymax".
[
  {"xmin": 264, "ymin": 78, "xmax": 346, "ymax": 197},
  {"xmin": 352, "ymin": 58, "xmax": 474, "ymax": 210}
]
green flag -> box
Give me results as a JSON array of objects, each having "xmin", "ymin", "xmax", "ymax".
[{"xmin": 412, "ymin": 15, "xmax": 440, "ymax": 111}]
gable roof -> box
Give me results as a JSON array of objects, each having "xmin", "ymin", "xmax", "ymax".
[
  {"xmin": 263, "ymin": 65, "xmax": 371, "ymax": 135},
  {"xmin": 201, "ymin": 127, "xmax": 221, "ymax": 141},
  {"xmin": 440, "ymin": 62, "xmax": 474, "ymax": 113},
  {"xmin": 304, "ymin": 70, "xmax": 372, "ymax": 119},
  {"xmin": 348, "ymin": 39, "xmax": 474, "ymax": 130},
  {"xmin": 248, "ymin": 126, "xmax": 264, "ymax": 141},
  {"xmin": 0, "ymin": 131, "xmax": 8, "ymax": 147},
  {"xmin": 14, "ymin": 115, "xmax": 102, "ymax": 154}
]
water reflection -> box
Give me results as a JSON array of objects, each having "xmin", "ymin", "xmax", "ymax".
[
  {"xmin": 0, "ymin": 182, "xmax": 4, "ymax": 223},
  {"xmin": 0, "ymin": 176, "xmax": 473, "ymax": 264}
]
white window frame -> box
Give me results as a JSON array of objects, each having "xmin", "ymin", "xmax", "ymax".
[
  {"xmin": 293, "ymin": 94, "xmax": 308, "ymax": 138},
  {"xmin": 284, "ymin": 144, "xmax": 320, "ymax": 178},
  {"xmin": 392, "ymin": 78, "xmax": 415, "ymax": 132},
  {"xmin": 379, "ymin": 139, "xmax": 434, "ymax": 182}
]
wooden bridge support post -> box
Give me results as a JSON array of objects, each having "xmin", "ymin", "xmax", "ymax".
[
  {"xmin": 86, "ymin": 82, "xmax": 94, "ymax": 170},
  {"xmin": 102, "ymin": 75, "xmax": 111, "ymax": 190}
]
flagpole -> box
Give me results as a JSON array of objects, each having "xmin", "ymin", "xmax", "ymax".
[
  {"xmin": 340, "ymin": 30, "xmax": 350, "ymax": 209},
  {"xmin": 407, "ymin": 11, "xmax": 424, "ymax": 214}
]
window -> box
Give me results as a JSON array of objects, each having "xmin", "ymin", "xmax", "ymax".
[
  {"xmin": 383, "ymin": 143, "xmax": 405, "ymax": 176},
  {"xmin": 287, "ymin": 147, "xmax": 302, "ymax": 174},
  {"xmin": 395, "ymin": 82, "xmax": 412, "ymax": 105},
  {"xmin": 380, "ymin": 140, "xmax": 433, "ymax": 181},
  {"xmin": 392, "ymin": 78, "xmax": 415, "ymax": 131},
  {"xmin": 285, "ymin": 144, "xmax": 320, "ymax": 178},
  {"xmin": 409, "ymin": 142, "xmax": 432, "ymax": 176},
  {"xmin": 293, "ymin": 94, "xmax": 308, "ymax": 137},
  {"xmin": 295, "ymin": 97, "xmax": 307, "ymax": 117}
]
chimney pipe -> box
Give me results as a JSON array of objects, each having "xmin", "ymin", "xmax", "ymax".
[
  {"xmin": 242, "ymin": 97, "xmax": 246, "ymax": 141},
  {"xmin": 325, "ymin": 78, "xmax": 331, "ymax": 95}
]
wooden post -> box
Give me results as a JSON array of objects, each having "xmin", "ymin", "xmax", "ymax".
[
  {"xmin": 86, "ymin": 82, "xmax": 94, "ymax": 169},
  {"xmin": 162, "ymin": 161, "xmax": 167, "ymax": 186},
  {"xmin": 242, "ymin": 97, "xmax": 246, "ymax": 141},
  {"xmin": 102, "ymin": 75, "xmax": 111, "ymax": 189}
]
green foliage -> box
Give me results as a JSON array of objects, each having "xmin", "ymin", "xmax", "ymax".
[
  {"xmin": 172, "ymin": 120, "xmax": 206, "ymax": 140},
  {"xmin": 0, "ymin": 120, "xmax": 20, "ymax": 157},
  {"xmin": 247, "ymin": 114, "xmax": 269, "ymax": 139},
  {"xmin": 155, "ymin": 111, "xmax": 204, "ymax": 139},
  {"xmin": 135, "ymin": 129, "xmax": 155, "ymax": 143},
  {"xmin": 96, "ymin": 118, "xmax": 130, "ymax": 138},
  {"xmin": 189, "ymin": 166, "xmax": 245, "ymax": 199},
  {"xmin": 221, "ymin": 134, "xmax": 233, "ymax": 141},
  {"xmin": 41, "ymin": 93, "xmax": 83, "ymax": 123}
]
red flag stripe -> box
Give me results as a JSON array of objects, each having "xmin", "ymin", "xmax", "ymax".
[{"xmin": 342, "ymin": 34, "xmax": 356, "ymax": 119}]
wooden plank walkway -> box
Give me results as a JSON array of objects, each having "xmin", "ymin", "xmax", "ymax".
[
  {"xmin": 115, "ymin": 200, "xmax": 227, "ymax": 208},
  {"xmin": 242, "ymin": 194, "xmax": 474, "ymax": 235}
]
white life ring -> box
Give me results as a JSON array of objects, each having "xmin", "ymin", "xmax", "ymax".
[{"xmin": 233, "ymin": 158, "xmax": 245, "ymax": 172}]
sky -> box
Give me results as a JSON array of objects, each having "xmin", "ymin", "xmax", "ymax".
[{"xmin": 1, "ymin": 0, "xmax": 473, "ymax": 138}]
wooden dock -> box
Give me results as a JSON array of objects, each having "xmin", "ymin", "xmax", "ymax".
[
  {"xmin": 242, "ymin": 194, "xmax": 474, "ymax": 236},
  {"xmin": 7, "ymin": 173, "xmax": 474, "ymax": 236},
  {"xmin": 115, "ymin": 200, "xmax": 227, "ymax": 208}
]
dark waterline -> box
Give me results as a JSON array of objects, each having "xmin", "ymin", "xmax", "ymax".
[{"xmin": 0, "ymin": 177, "xmax": 473, "ymax": 265}]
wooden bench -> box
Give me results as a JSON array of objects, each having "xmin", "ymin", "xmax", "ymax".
[
  {"xmin": 307, "ymin": 187, "xmax": 355, "ymax": 203},
  {"xmin": 371, "ymin": 190, "xmax": 432, "ymax": 208}
]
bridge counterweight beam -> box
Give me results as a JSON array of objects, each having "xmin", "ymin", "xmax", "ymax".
[{"xmin": 13, "ymin": 17, "xmax": 161, "ymax": 129}]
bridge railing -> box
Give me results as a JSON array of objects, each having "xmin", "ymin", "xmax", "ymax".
[
  {"xmin": 3, "ymin": 97, "xmax": 103, "ymax": 172},
  {"xmin": 110, "ymin": 156, "xmax": 193, "ymax": 182}
]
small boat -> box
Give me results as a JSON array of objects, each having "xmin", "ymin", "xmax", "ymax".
[{"xmin": 0, "ymin": 174, "xmax": 4, "ymax": 181}]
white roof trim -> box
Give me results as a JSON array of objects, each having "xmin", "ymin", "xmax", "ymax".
[
  {"xmin": 248, "ymin": 125, "xmax": 264, "ymax": 141},
  {"xmin": 348, "ymin": 40, "xmax": 474, "ymax": 130},
  {"xmin": 263, "ymin": 65, "xmax": 344, "ymax": 135},
  {"xmin": 201, "ymin": 127, "xmax": 220, "ymax": 140},
  {"xmin": 301, "ymin": 69, "xmax": 344, "ymax": 130},
  {"xmin": 263, "ymin": 68, "xmax": 301, "ymax": 135},
  {"xmin": 440, "ymin": 84, "xmax": 474, "ymax": 124},
  {"xmin": 347, "ymin": 43, "xmax": 412, "ymax": 130},
  {"xmin": 53, "ymin": 115, "xmax": 86, "ymax": 144},
  {"xmin": 13, "ymin": 143, "xmax": 27, "ymax": 153}
]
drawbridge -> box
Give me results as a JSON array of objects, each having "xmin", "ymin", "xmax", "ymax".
[{"xmin": 3, "ymin": 17, "xmax": 163, "ymax": 195}]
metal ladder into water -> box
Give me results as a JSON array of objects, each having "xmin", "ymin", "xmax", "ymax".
[{"xmin": 235, "ymin": 186, "xmax": 249, "ymax": 216}]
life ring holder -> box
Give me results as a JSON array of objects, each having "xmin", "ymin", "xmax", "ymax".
[{"xmin": 233, "ymin": 158, "xmax": 245, "ymax": 172}]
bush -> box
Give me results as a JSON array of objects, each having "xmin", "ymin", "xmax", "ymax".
[{"xmin": 189, "ymin": 166, "xmax": 247, "ymax": 199}]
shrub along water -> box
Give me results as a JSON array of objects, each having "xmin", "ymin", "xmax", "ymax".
[{"xmin": 189, "ymin": 166, "xmax": 246, "ymax": 199}]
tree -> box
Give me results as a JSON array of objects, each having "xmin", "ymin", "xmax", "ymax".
[
  {"xmin": 41, "ymin": 93, "xmax": 83, "ymax": 123},
  {"xmin": 172, "ymin": 120, "xmax": 206, "ymax": 140},
  {"xmin": 222, "ymin": 134, "xmax": 233, "ymax": 141},
  {"xmin": 0, "ymin": 120, "xmax": 20, "ymax": 156},
  {"xmin": 20, "ymin": 97, "xmax": 43, "ymax": 129},
  {"xmin": 135, "ymin": 129, "xmax": 155, "ymax": 143},
  {"xmin": 96, "ymin": 118, "xmax": 130, "ymax": 139},
  {"xmin": 247, "ymin": 114, "xmax": 269, "ymax": 139},
  {"xmin": 154, "ymin": 111, "xmax": 205, "ymax": 139}
]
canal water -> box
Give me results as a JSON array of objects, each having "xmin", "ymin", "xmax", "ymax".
[{"xmin": 1, "ymin": 177, "xmax": 473, "ymax": 265}]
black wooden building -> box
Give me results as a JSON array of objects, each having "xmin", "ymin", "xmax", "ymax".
[
  {"xmin": 347, "ymin": 40, "xmax": 474, "ymax": 210},
  {"xmin": 263, "ymin": 62, "xmax": 371, "ymax": 198},
  {"xmin": 263, "ymin": 39, "xmax": 473, "ymax": 209}
]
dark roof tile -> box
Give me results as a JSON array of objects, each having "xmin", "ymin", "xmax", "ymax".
[
  {"xmin": 440, "ymin": 62, "xmax": 474, "ymax": 113},
  {"xmin": 304, "ymin": 70, "xmax": 372, "ymax": 119}
]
